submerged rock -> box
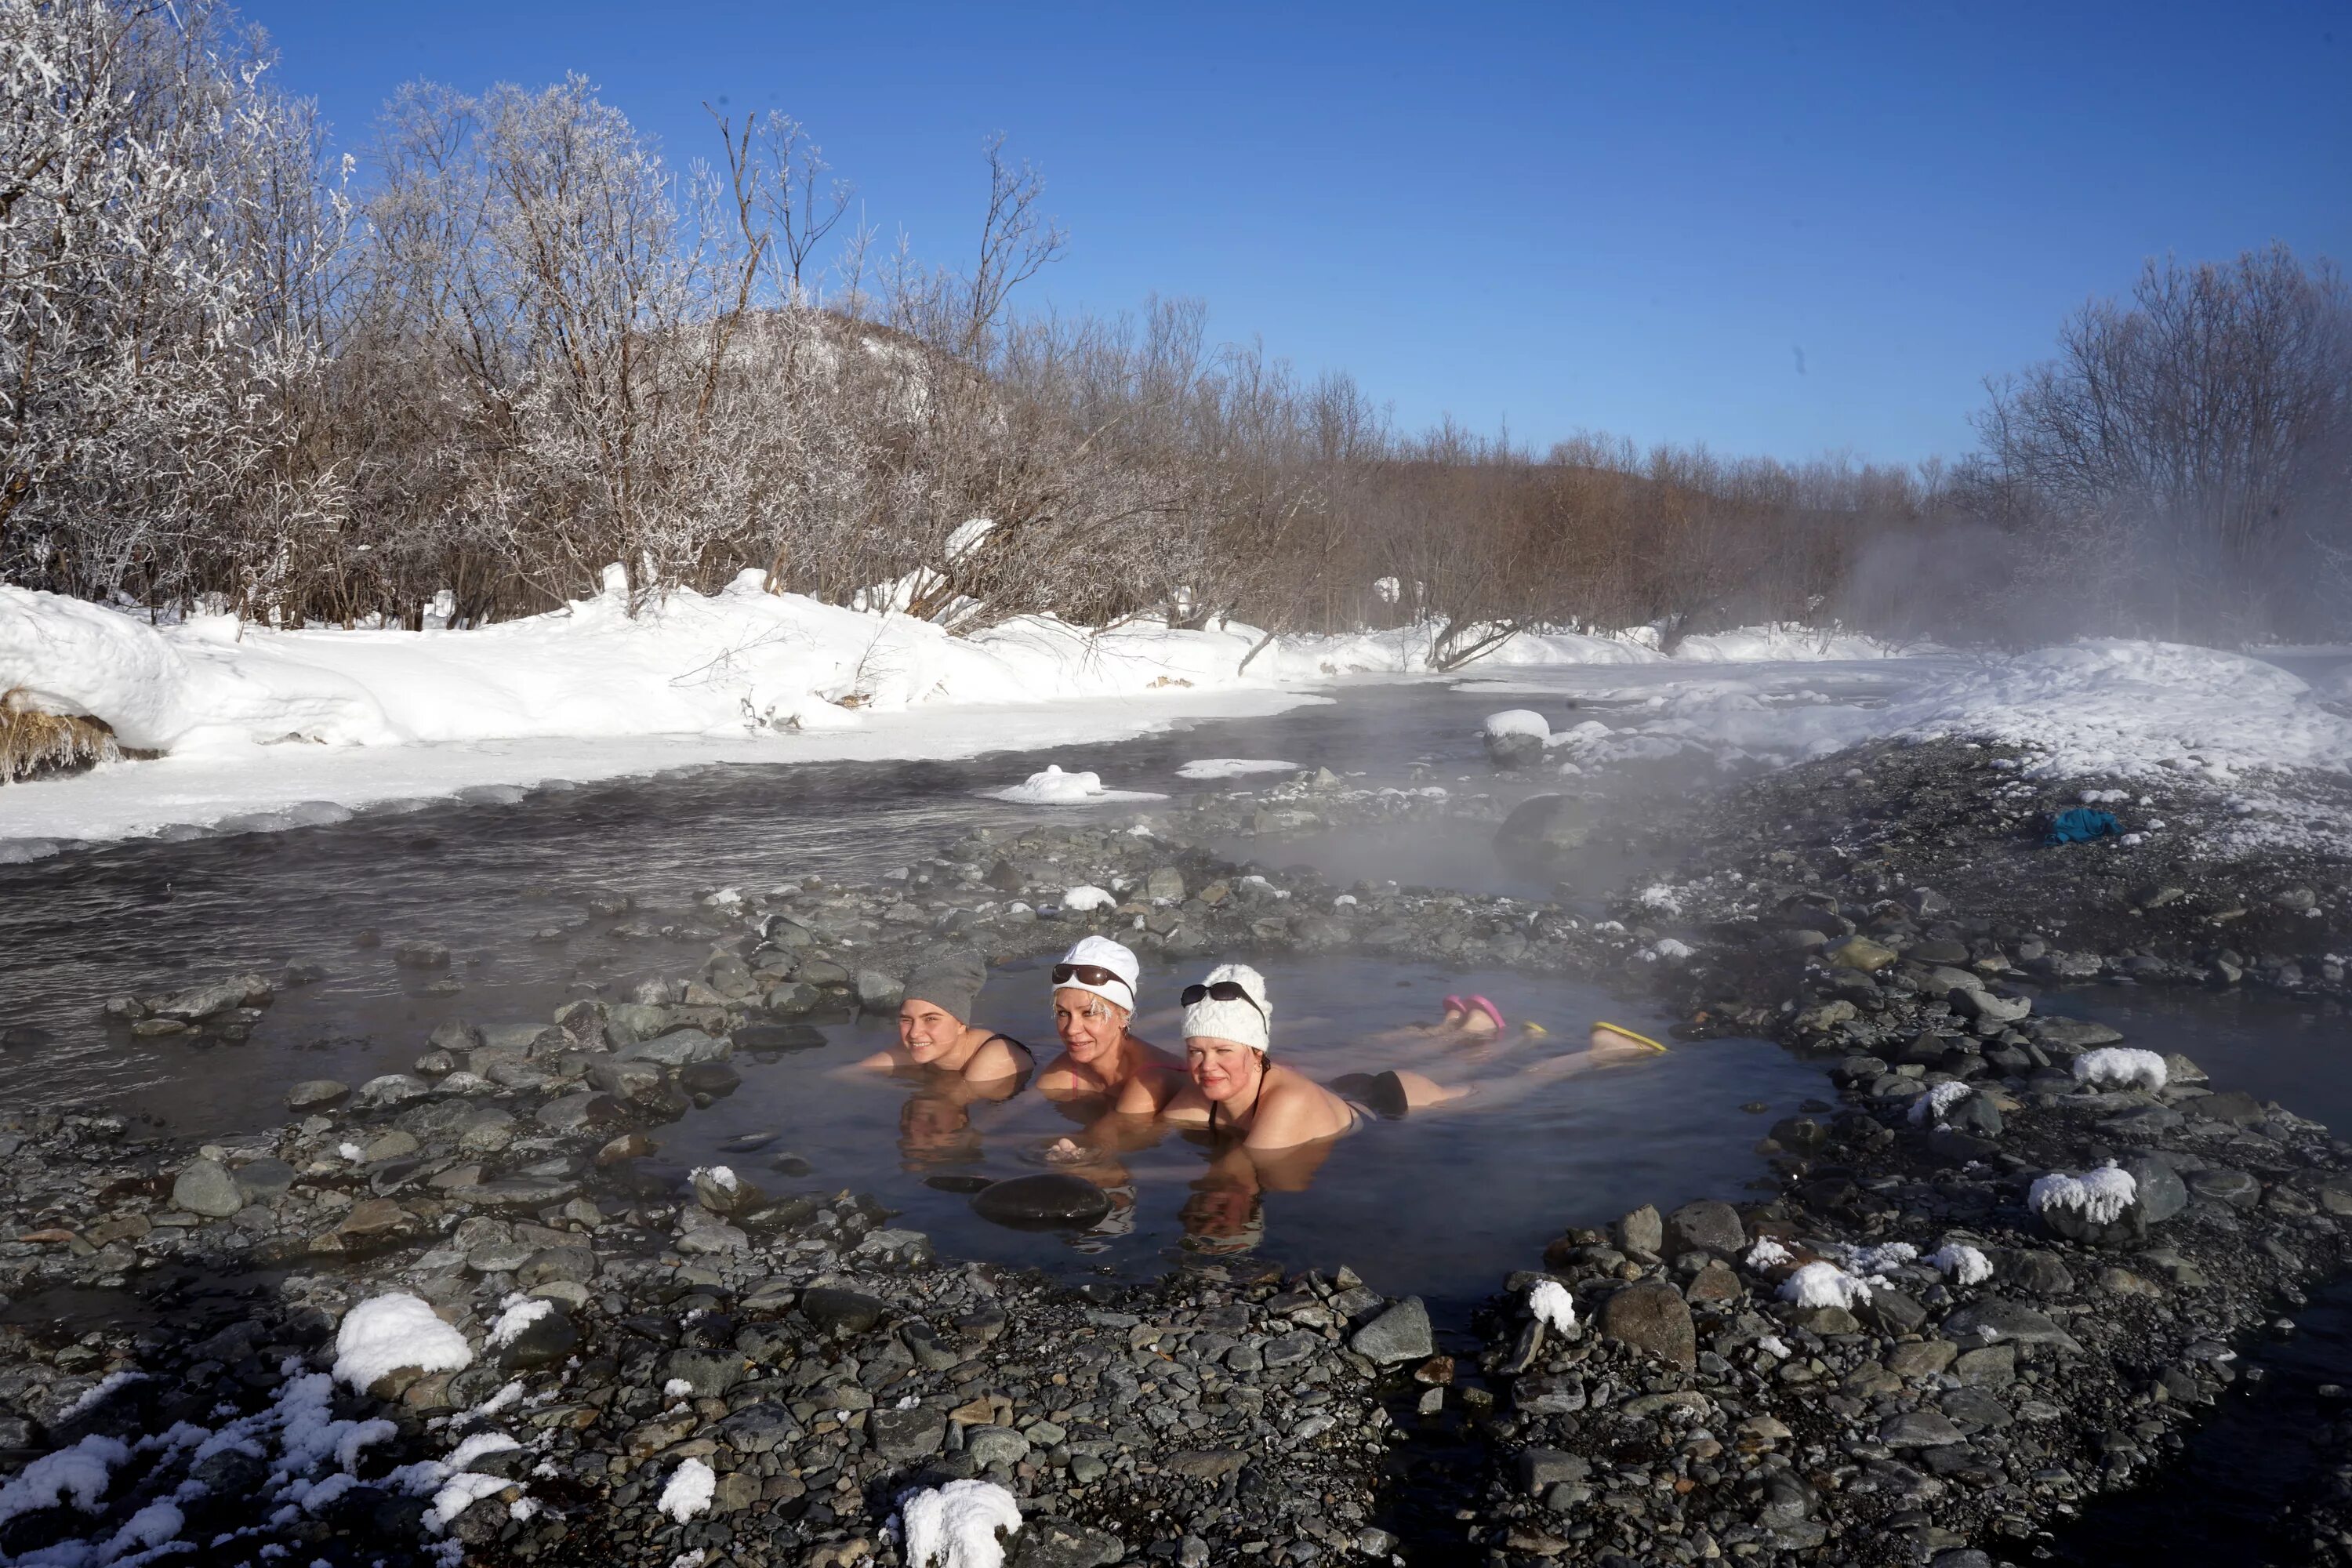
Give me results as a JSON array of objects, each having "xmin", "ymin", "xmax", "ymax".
[{"xmin": 971, "ymin": 1173, "xmax": 1112, "ymax": 1230}]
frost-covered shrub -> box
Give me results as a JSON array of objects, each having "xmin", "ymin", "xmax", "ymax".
[
  {"xmin": 1778, "ymin": 1261, "xmax": 1873, "ymax": 1310},
  {"xmin": 1929, "ymin": 1243, "xmax": 1993, "ymax": 1285},
  {"xmin": 2029, "ymin": 1164, "xmax": 2138, "ymax": 1225},
  {"xmin": 1908, "ymin": 1080, "xmax": 1973, "ymax": 1125}
]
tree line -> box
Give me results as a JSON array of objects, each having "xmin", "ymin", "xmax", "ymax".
[{"xmin": 5, "ymin": 0, "xmax": 2346, "ymax": 655}]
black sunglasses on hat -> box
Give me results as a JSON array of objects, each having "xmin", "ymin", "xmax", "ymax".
[
  {"xmin": 1052, "ymin": 962, "xmax": 1127, "ymax": 989},
  {"xmin": 1181, "ymin": 979, "xmax": 1267, "ymax": 1023}
]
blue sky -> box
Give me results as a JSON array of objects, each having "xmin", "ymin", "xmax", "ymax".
[{"xmin": 237, "ymin": 0, "xmax": 2350, "ymax": 466}]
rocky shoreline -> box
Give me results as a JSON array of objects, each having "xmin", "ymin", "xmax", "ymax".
[{"xmin": 2, "ymin": 744, "xmax": 2348, "ymax": 1566}]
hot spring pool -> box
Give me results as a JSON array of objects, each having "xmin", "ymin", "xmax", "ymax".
[{"xmin": 648, "ymin": 953, "xmax": 1825, "ymax": 1308}]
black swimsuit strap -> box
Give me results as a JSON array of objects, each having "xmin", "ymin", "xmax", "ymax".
[{"xmin": 1210, "ymin": 1062, "xmax": 1267, "ymax": 1138}]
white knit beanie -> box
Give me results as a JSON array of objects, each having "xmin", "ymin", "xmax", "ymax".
[
  {"xmin": 1181, "ymin": 962, "xmax": 1272, "ymax": 1052},
  {"xmin": 1051, "ymin": 935, "xmax": 1139, "ymax": 1014}
]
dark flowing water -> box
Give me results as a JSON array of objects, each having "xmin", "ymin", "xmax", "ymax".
[{"xmin": 2045, "ymin": 984, "xmax": 2352, "ymax": 1136}]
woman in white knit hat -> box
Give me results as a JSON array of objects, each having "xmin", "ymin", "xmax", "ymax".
[
  {"xmin": 1163, "ymin": 962, "xmax": 1468, "ymax": 1150},
  {"xmin": 1034, "ymin": 936, "xmax": 1188, "ymax": 1112}
]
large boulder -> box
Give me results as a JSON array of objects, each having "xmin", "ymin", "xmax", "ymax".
[
  {"xmin": 1483, "ymin": 710, "xmax": 1551, "ymax": 771},
  {"xmin": 1599, "ymin": 1280, "xmax": 1696, "ymax": 1370},
  {"xmin": 1665, "ymin": 1200, "xmax": 1745, "ymax": 1258},
  {"xmin": 1495, "ymin": 794, "xmax": 1591, "ymax": 858}
]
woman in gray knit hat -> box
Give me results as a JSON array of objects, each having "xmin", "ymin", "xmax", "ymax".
[{"xmin": 855, "ymin": 950, "xmax": 1033, "ymax": 1085}]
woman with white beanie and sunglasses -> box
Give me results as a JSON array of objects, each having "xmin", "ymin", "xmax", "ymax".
[
  {"xmin": 1163, "ymin": 962, "xmax": 1465, "ymax": 1150},
  {"xmin": 1036, "ymin": 936, "xmax": 1189, "ymax": 1112}
]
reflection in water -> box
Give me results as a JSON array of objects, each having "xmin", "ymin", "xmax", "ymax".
[{"xmin": 897, "ymin": 1085, "xmax": 985, "ymax": 1171}]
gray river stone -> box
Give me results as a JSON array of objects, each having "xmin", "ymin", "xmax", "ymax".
[
  {"xmin": 971, "ymin": 1174, "xmax": 1112, "ymax": 1230},
  {"xmin": 171, "ymin": 1159, "xmax": 244, "ymax": 1218},
  {"xmin": 2189, "ymin": 1166, "xmax": 2262, "ymax": 1209},
  {"xmin": 232, "ymin": 1158, "xmax": 296, "ymax": 1204},
  {"xmin": 966, "ymin": 1425, "xmax": 1030, "ymax": 1468},
  {"xmin": 616, "ymin": 1028, "xmax": 729, "ymax": 1065},
  {"xmin": 354, "ymin": 1073, "xmax": 430, "ymax": 1109},
  {"xmin": 499, "ymin": 1305, "xmax": 578, "ymax": 1369},
  {"xmin": 285, "ymin": 1079, "xmax": 348, "ymax": 1110},
  {"xmin": 869, "ymin": 1406, "xmax": 946, "ymax": 1461},
  {"xmin": 2125, "ymin": 1155, "xmax": 2190, "ymax": 1223},
  {"xmin": 1666, "ymin": 1200, "xmax": 1745, "ymax": 1256},
  {"xmin": 734, "ymin": 1022, "xmax": 828, "ymax": 1052},
  {"xmin": 1348, "ymin": 1298, "xmax": 1433, "ymax": 1364},
  {"xmin": 154, "ymin": 979, "xmax": 249, "ymax": 1022},
  {"xmin": 799, "ymin": 1286, "xmax": 887, "ymax": 1334},
  {"xmin": 1879, "ymin": 1409, "xmax": 1965, "ymax": 1448},
  {"xmin": 1942, "ymin": 1298, "xmax": 2084, "ymax": 1354}
]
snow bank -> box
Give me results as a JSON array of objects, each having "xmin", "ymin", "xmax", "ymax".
[
  {"xmin": 899, "ymin": 1479, "xmax": 1022, "ymax": 1568},
  {"xmin": 658, "ymin": 1457, "xmax": 716, "ymax": 1523},
  {"xmin": 1060, "ymin": 885, "xmax": 1116, "ymax": 913},
  {"xmin": 1673, "ymin": 625, "xmax": 1920, "ymax": 662},
  {"xmin": 0, "ymin": 1436, "xmax": 130, "ymax": 1526},
  {"xmin": 1528, "ymin": 1279, "xmax": 1577, "ymax": 1332},
  {"xmin": 1778, "ymin": 1261, "xmax": 1872, "ymax": 1310},
  {"xmin": 2070, "ymin": 1047, "xmax": 2169, "ymax": 1091},
  {"xmin": 0, "ymin": 582, "xmax": 1902, "ymax": 768},
  {"xmin": 333, "ymin": 1294, "xmax": 473, "ymax": 1390},
  {"xmin": 1743, "ymin": 1237, "xmax": 1794, "ymax": 1272},
  {"xmin": 1175, "ymin": 757, "xmax": 1298, "ymax": 779},
  {"xmin": 2029, "ymin": 1165, "xmax": 2138, "ymax": 1225},
  {"xmin": 1890, "ymin": 640, "xmax": 2352, "ymax": 786},
  {"xmin": 983, "ymin": 765, "xmax": 1165, "ymax": 805}
]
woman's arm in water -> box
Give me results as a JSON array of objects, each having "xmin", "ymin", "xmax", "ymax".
[{"xmin": 1157, "ymin": 1081, "xmax": 1213, "ymax": 1127}]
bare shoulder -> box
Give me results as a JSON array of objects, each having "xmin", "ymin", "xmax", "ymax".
[
  {"xmin": 855, "ymin": 1047, "xmax": 907, "ymax": 1072},
  {"xmin": 964, "ymin": 1036, "xmax": 1025, "ymax": 1082},
  {"xmin": 1034, "ymin": 1055, "xmax": 1096, "ymax": 1099}
]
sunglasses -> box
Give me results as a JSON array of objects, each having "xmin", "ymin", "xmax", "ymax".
[
  {"xmin": 1181, "ymin": 979, "xmax": 1267, "ymax": 1023},
  {"xmin": 1053, "ymin": 962, "xmax": 1128, "ymax": 990}
]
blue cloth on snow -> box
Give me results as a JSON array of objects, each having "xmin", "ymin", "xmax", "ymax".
[{"xmin": 2045, "ymin": 807, "xmax": 2122, "ymax": 845}]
